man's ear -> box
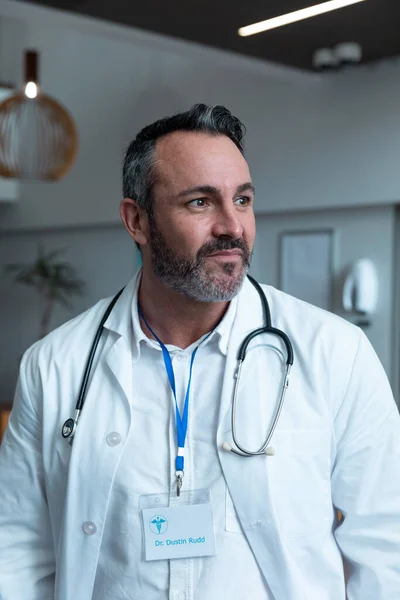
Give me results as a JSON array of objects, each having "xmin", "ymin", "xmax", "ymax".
[{"xmin": 120, "ymin": 198, "xmax": 148, "ymax": 247}]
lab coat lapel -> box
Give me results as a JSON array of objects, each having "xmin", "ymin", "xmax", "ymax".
[
  {"xmin": 56, "ymin": 280, "xmax": 138, "ymax": 598},
  {"xmin": 217, "ymin": 278, "xmax": 307, "ymax": 600},
  {"xmin": 103, "ymin": 276, "xmax": 138, "ymax": 405},
  {"xmin": 105, "ymin": 336, "xmax": 134, "ymax": 405}
]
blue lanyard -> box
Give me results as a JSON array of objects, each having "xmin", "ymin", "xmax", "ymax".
[{"xmin": 138, "ymin": 305, "xmax": 209, "ymax": 491}]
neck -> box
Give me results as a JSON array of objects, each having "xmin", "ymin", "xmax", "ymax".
[{"xmin": 137, "ymin": 270, "xmax": 229, "ymax": 349}]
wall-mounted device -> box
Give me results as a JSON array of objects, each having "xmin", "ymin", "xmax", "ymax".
[
  {"xmin": 342, "ymin": 258, "xmax": 379, "ymax": 327},
  {"xmin": 312, "ymin": 42, "xmax": 362, "ymax": 71}
]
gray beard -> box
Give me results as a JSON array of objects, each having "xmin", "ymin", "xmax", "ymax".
[{"xmin": 148, "ymin": 217, "xmax": 252, "ymax": 303}]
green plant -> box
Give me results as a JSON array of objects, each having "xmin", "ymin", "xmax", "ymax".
[{"xmin": 4, "ymin": 246, "xmax": 85, "ymax": 339}]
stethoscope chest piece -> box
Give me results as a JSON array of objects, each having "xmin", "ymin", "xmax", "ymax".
[
  {"xmin": 62, "ymin": 418, "xmax": 76, "ymax": 441},
  {"xmin": 61, "ymin": 287, "xmax": 124, "ymax": 445}
]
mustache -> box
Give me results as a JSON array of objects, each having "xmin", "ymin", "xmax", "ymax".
[{"xmin": 197, "ymin": 238, "xmax": 251, "ymax": 263}]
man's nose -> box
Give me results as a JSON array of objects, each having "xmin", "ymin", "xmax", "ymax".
[{"xmin": 212, "ymin": 204, "xmax": 244, "ymax": 239}]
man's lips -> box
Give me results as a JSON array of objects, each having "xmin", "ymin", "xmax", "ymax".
[{"xmin": 207, "ymin": 250, "xmax": 243, "ymax": 257}]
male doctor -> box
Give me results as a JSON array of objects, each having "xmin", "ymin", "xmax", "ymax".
[{"xmin": 1, "ymin": 104, "xmax": 400, "ymax": 600}]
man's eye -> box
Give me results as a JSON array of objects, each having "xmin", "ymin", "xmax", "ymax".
[
  {"xmin": 188, "ymin": 198, "xmax": 207, "ymax": 207},
  {"xmin": 235, "ymin": 196, "xmax": 251, "ymax": 206}
]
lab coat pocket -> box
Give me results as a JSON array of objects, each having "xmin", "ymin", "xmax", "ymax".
[{"xmin": 269, "ymin": 429, "xmax": 331, "ymax": 537}]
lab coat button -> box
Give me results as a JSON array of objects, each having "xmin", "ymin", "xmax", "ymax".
[
  {"xmin": 106, "ymin": 432, "xmax": 121, "ymax": 447},
  {"xmin": 174, "ymin": 592, "xmax": 185, "ymax": 600},
  {"xmin": 82, "ymin": 521, "xmax": 97, "ymax": 535}
]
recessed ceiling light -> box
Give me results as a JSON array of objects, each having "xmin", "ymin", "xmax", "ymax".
[{"xmin": 238, "ymin": 0, "xmax": 367, "ymax": 37}]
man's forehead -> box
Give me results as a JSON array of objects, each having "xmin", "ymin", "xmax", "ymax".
[
  {"xmin": 155, "ymin": 130, "xmax": 244, "ymax": 162},
  {"xmin": 154, "ymin": 131, "xmax": 250, "ymax": 186}
]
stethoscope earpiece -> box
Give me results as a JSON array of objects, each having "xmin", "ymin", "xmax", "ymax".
[
  {"xmin": 222, "ymin": 442, "xmax": 233, "ymax": 452},
  {"xmin": 264, "ymin": 447, "xmax": 275, "ymax": 456}
]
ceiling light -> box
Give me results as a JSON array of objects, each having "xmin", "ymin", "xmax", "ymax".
[
  {"xmin": 238, "ymin": 0, "xmax": 367, "ymax": 37},
  {"xmin": 0, "ymin": 50, "xmax": 78, "ymax": 181},
  {"xmin": 24, "ymin": 82, "xmax": 38, "ymax": 99}
]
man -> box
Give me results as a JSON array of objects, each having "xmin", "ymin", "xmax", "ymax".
[{"xmin": 0, "ymin": 104, "xmax": 399, "ymax": 600}]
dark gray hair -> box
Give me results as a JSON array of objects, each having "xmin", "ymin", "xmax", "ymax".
[{"xmin": 122, "ymin": 103, "xmax": 246, "ymax": 214}]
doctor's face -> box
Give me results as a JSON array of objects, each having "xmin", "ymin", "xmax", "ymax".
[{"xmin": 144, "ymin": 131, "xmax": 256, "ymax": 302}]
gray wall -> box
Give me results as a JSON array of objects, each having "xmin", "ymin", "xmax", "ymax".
[
  {"xmin": 393, "ymin": 207, "xmax": 400, "ymax": 405},
  {"xmin": 0, "ymin": 0, "xmax": 318, "ymax": 231},
  {"xmin": 250, "ymin": 205, "xmax": 396, "ymax": 385},
  {"xmin": 2, "ymin": 0, "xmax": 400, "ymax": 232},
  {"xmin": 1, "ymin": 205, "xmax": 396, "ymax": 402},
  {"xmin": 0, "ymin": 1, "xmax": 398, "ymax": 405},
  {"xmin": 0, "ymin": 224, "xmax": 138, "ymax": 400}
]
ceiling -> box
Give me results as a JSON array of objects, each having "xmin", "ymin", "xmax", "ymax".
[{"xmin": 22, "ymin": 0, "xmax": 400, "ymax": 71}]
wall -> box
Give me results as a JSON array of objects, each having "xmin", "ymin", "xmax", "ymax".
[
  {"xmin": 0, "ymin": 223, "xmax": 137, "ymax": 401},
  {"xmin": 250, "ymin": 205, "xmax": 396, "ymax": 385},
  {"xmin": 0, "ymin": 0, "xmax": 318, "ymax": 232},
  {"xmin": 392, "ymin": 206, "xmax": 400, "ymax": 406},
  {"xmin": 0, "ymin": 1, "xmax": 398, "ymax": 402},
  {"xmin": 0, "ymin": 205, "xmax": 395, "ymax": 402},
  {"xmin": 1, "ymin": 2, "xmax": 400, "ymax": 232},
  {"xmin": 291, "ymin": 62, "xmax": 400, "ymax": 212}
]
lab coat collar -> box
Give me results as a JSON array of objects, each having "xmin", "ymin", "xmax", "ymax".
[
  {"xmin": 100, "ymin": 273, "xmax": 264, "ymax": 406},
  {"xmin": 131, "ymin": 289, "xmax": 238, "ymax": 361},
  {"xmin": 101, "ymin": 274, "xmax": 140, "ymax": 407},
  {"xmin": 100, "ymin": 269, "xmax": 239, "ymax": 406},
  {"xmin": 104, "ymin": 268, "xmax": 238, "ymax": 360},
  {"xmin": 130, "ymin": 270, "xmax": 238, "ymax": 360},
  {"xmin": 102, "ymin": 272, "xmax": 140, "ymax": 341}
]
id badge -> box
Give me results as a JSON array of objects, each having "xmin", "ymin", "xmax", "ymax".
[{"xmin": 140, "ymin": 488, "xmax": 216, "ymax": 561}]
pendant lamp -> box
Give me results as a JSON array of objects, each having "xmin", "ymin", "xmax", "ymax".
[{"xmin": 0, "ymin": 50, "xmax": 78, "ymax": 180}]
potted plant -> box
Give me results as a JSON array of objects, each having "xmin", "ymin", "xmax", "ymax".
[{"xmin": 4, "ymin": 246, "xmax": 85, "ymax": 339}]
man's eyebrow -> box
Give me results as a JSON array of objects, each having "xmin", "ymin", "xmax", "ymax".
[
  {"xmin": 237, "ymin": 182, "xmax": 255, "ymax": 195},
  {"xmin": 177, "ymin": 182, "xmax": 255, "ymax": 198}
]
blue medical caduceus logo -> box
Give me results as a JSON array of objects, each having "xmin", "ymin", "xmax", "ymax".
[{"xmin": 149, "ymin": 515, "xmax": 168, "ymax": 535}]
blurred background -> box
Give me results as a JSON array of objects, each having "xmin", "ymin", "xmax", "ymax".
[{"xmin": 0, "ymin": 0, "xmax": 399, "ymax": 422}]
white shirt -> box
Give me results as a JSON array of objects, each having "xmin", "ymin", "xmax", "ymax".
[{"xmin": 92, "ymin": 280, "xmax": 272, "ymax": 599}]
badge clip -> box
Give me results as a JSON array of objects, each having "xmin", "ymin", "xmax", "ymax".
[{"xmin": 176, "ymin": 472, "xmax": 183, "ymax": 497}]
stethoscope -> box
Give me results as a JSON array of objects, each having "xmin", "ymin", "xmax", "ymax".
[
  {"xmin": 62, "ymin": 275, "xmax": 294, "ymax": 456},
  {"xmin": 222, "ymin": 275, "xmax": 293, "ymax": 457}
]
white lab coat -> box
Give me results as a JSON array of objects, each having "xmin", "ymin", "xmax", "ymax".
[{"xmin": 1, "ymin": 275, "xmax": 400, "ymax": 600}]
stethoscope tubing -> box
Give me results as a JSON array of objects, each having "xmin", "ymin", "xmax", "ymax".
[
  {"xmin": 75, "ymin": 287, "xmax": 124, "ymax": 412},
  {"xmin": 62, "ymin": 275, "xmax": 294, "ymax": 456},
  {"xmin": 61, "ymin": 287, "xmax": 124, "ymax": 444},
  {"xmin": 229, "ymin": 275, "xmax": 294, "ymax": 457},
  {"xmin": 230, "ymin": 362, "xmax": 291, "ymax": 457}
]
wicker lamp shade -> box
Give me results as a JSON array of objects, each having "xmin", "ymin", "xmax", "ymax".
[{"xmin": 0, "ymin": 51, "xmax": 78, "ymax": 181}]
